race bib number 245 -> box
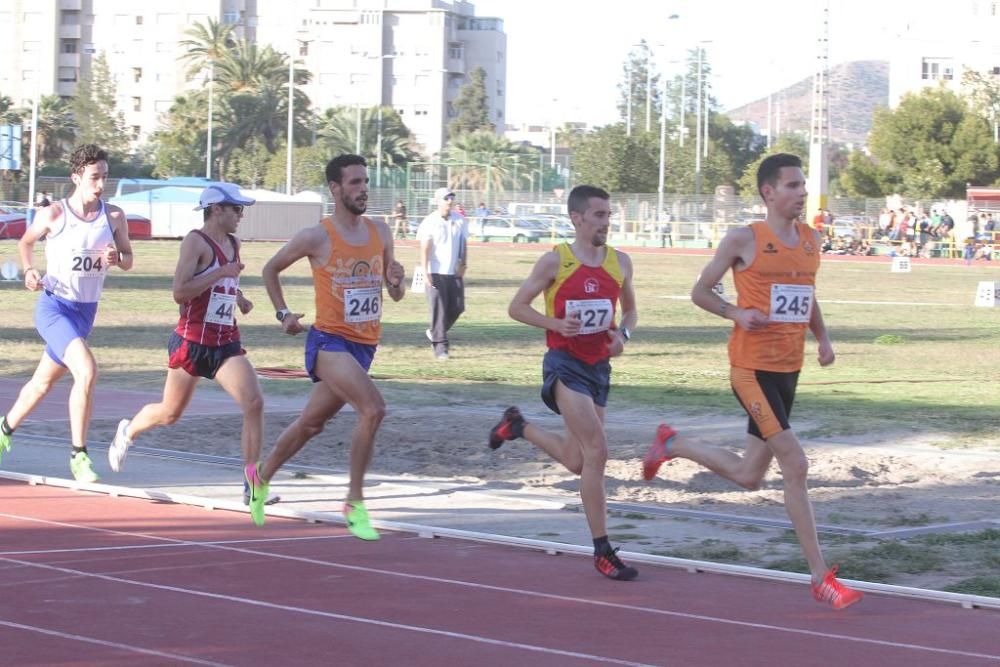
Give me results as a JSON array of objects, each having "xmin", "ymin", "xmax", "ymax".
[{"xmin": 769, "ymin": 284, "xmax": 813, "ymax": 323}]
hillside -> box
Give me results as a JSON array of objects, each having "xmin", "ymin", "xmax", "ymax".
[{"xmin": 725, "ymin": 60, "xmax": 889, "ymax": 146}]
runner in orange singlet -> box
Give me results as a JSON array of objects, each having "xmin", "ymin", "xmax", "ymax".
[
  {"xmin": 247, "ymin": 154, "xmax": 406, "ymax": 538},
  {"xmin": 643, "ymin": 154, "xmax": 863, "ymax": 609}
]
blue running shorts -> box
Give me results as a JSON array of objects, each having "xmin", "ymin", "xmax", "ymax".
[
  {"xmin": 540, "ymin": 348, "xmax": 611, "ymax": 415},
  {"xmin": 305, "ymin": 327, "xmax": 377, "ymax": 382},
  {"xmin": 34, "ymin": 290, "xmax": 98, "ymax": 367}
]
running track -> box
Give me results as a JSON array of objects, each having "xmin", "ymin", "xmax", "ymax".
[{"xmin": 2, "ymin": 481, "xmax": 998, "ymax": 666}]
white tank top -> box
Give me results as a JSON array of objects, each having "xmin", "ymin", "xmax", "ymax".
[{"xmin": 42, "ymin": 199, "xmax": 115, "ymax": 303}]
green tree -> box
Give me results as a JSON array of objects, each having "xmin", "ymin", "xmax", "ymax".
[
  {"xmin": 449, "ymin": 66, "xmax": 493, "ymax": 137},
  {"xmin": 617, "ymin": 40, "xmax": 662, "ymax": 134},
  {"xmin": 736, "ymin": 134, "xmax": 810, "ymax": 196},
  {"xmin": 264, "ymin": 143, "xmax": 330, "ymax": 192},
  {"xmin": 178, "ymin": 17, "xmax": 236, "ymax": 79},
  {"xmin": 33, "ymin": 95, "xmax": 76, "ymax": 166},
  {"xmin": 572, "ymin": 124, "xmax": 658, "ymax": 192},
  {"xmin": 835, "ymin": 150, "xmax": 899, "ymax": 197},
  {"xmin": 441, "ymin": 130, "xmax": 533, "ymax": 192},
  {"xmin": 72, "ymin": 51, "xmax": 127, "ymax": 155},
  {"xmin": 315, "ymin": 106, "xmax": 421, "ymax": 166},
  {"xmin": 868, "ymin": 86, "xmax": 998, "ymax": 197},
  {"xmin": 151, "ymin": 93, "xmax": 208, "ymax": 177}
]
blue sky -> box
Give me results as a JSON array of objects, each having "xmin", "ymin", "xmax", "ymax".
[{"xmin": 471, "ymin": 0, "xmax": 904, "ymax": 127}]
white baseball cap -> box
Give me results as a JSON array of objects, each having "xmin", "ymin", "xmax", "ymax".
[
  {"xmin": 194, "ymin": 182, "xmax": 256, "ymax": 211},
  {"xmin": 433, "ymin": 187, "xmax": 455, "ymax": 203}
]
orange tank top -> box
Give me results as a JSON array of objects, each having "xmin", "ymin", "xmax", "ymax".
[
  {"xmin": 728, "ymin": 222, "xmax": 820, "ymax": 372},
  {"xmin": 313, "ymin": 217, "xmax": 385, "ymax": 344}
]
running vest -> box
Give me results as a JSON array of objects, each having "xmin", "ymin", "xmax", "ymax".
[
  {"xmin": 313, "ymin": 217, "xmax": 384, "ymax": 345},
  {"xmin": 42, "ymin": 199, "xmax": 115, "ymax": 303},
  {"xmin": 175, "ymin": 231, "xmax": 241, "ymax": 347},
  {"xmin": 544, "ymin": 243, "xmax": 624, "ymax": 365},
  {"xmin": 729, "ymin": 222, "xmax": 820, "ymax": 372}
]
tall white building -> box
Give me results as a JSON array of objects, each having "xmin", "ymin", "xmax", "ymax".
[
  {"xmin": 254, "ymin": 0, "xmax": 507, "ymax": 155},
  {"xmin": 1, "ymin": 1, "xmax": 256, "ymax": 142},
  {"xmin": 889, "ymin": 1, "xmax": 1000, "ymax": 108}
]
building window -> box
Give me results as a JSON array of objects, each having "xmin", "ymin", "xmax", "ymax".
[
  {"xmin": 223, "ymin": 11, "xmax": 239, "ymax": 24},
  {"xmin": 136, "ymin": 15, "xmax": 144, "ymax": 25},
  {"xmin": 132, "ymin": 97, "xmax": 142, "ymax": 111},
  {"xmin": 497, "ymin": 51, "xmax": 503, "ymax": 63},
  {"xmin": 60, "ymin": 10, "xmax": 80, "ymax": 25},
  {"xmin": 449, "ymin": 44, "xmax": 464, "ymax": 60},
  {"xmin": 497, "ymin": 82, "xmax": 503, "ymax": 96},
  {"xmin": 133, "ymin": 67, "xmax": 142, "ymax": 83},
  {"xmin": 299, "ymin": 42, "xmax": 309, "ymax": 56},
  {"xmin": 23, "ymin": 41, "xmax": 40, "ymax": 53},
  {"xmin": 921, "ymin": 58, "xmax": 954, "ymax": 81},
  {"xmin": 58, "ymin": 67, "xmax": 77, "ymax": 82},
  {"xmin": 62, "ymin": 40, "xmax": 78, "ymax": 54}
]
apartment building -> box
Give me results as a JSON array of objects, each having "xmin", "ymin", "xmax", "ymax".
[
  {"xmin": 254, "ymin": 0, "xmax": 508, "ymax": 155},
  {"xmin": 4, "ymin": 0, "xmax": 505, "ymax": 156}
]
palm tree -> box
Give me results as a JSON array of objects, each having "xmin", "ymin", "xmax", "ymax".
[
  {"xmin": 178, "ymin": 18, "xmax": 236, "ymax": 79},
  {"xmin": 441, "ymin": 130, "xmax": 535, "ymax": 193},
  {"xmin": 34, "ymin": 95, "xmax": 76, "ymax": 165},
  {"xmin": 315, "ymin": 106, "xmax": 421, "ymax": 167}
]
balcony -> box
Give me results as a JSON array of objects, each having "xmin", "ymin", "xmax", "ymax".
[
  {"xmin": 57, "ymin": 80, "xmax": 78, "ymax": 96},
  {"xmin": 446, "ymin": 57, "xmax": 465, "ymax": 74},
  {"xmin": 58, "ymin": 53, "xmax": 80, "ymax": 67},
  {"xmin": 59, "ymin": 24, "xmax": 82, "ymax": 39},
  {"xmin": 59, "ymin": 0, "xmax": 82, "ymax": 9}
]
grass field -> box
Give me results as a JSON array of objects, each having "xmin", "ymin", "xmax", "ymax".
[
  {"xmin": 2, "ymin": 238, "xmax": 998, "ymax": 595},
  {"xmin": 2, "ymin": 238, "xmax": 998, "ymax": 446}
]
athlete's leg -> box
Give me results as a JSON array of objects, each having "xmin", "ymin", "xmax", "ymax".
[
  {"xmin": 260, "ymin": 380, "xmax": 345, "ymax": 482},
  {"xmin": 61, "ymin": 339, "xmax": 99, "ymax": 449},
  {"xmin": 765, "ymin": 428, "xmax": 828, "ymax": 580},
  {"xmin": 553, "ymin": 381, "xmax": 608, "ymax": 539},
  {"xmin": 311, "ymin": 350, "xmax": 385, "ymax": 502},
  {"xmin": 4, "ymin": 354, "xmax": 69, "ymax": 430},
  {"xmin": 521, "ymin": 419, "xmax": 585, "ymax": 475},
  {"xmin": 669, "ymin": 434, "xmax": 774, "ymax": 490},
  {"xmin": 125, "ymin": 368, "xmax": 200, "ymax": 439},
  {"xmin": 214, "ymin": 355, "xmax": 264, "ymax": 466}
]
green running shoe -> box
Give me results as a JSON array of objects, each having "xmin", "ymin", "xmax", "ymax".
[
  {"xmin": 244, "ymin": 463, "xmax": 269, "ymax": 527},
  {"xmin": 0, "ymin": 417, "xmax": 11, "ymax": 465},
  {"xmin": 70, "ymin": 450, "xmax": 99, "ymax": 483},
  {"xmin": 343, "ymin": 500, "xmax": 380, "ymax": 541}
]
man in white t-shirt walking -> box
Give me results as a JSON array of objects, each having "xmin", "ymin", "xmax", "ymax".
[{"xmin": 417, "ymin": 187, "xmax": 468, "ymax": 360}]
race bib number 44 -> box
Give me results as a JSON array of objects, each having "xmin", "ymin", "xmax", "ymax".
[
  {"xmin": 769, "ymin": 284, "xmax": 813, "ymax": 323},
  {"xmin": 344, "ymin": 286, "xmax": 381, "ymax": 323},
  {"xmin": 205, "ymin": 291, "xmax": 237, "ymax": 326},
  {"xmin": 565, "ymin": 298, "xmax": 613, "ymax": 334},
  {"xmin": 71, "ymin": 248, "xmax": 106, "ymax": 277}
]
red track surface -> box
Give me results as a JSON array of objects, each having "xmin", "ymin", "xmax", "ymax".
[{"xmin": 1, "ymin": 480, "xmax": 998, "ymax": 667}]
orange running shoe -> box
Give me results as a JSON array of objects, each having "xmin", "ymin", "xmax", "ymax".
[
  {"xmin": 488, "ymin": 406, "xmax": 526, "ymax": 450},
  {"xmin": 812, "ymin": 566, "xmax": 863, "ymax": 610},
  {"xmin": 642, "ymin": 424, "xmax": 678, "ymax": 481}
]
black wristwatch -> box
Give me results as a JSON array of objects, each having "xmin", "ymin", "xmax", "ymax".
[
  {"xmin": 620, "ymin": 326, "xmax": 631, "ymax": 342},
  {"xmin": 276, "ymin": 308, "xmax": 291, "ymax": 322}
]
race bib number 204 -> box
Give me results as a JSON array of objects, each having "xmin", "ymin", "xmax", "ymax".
[{"xmin": 769, "ymin": 284, "xmax": 813, "ymax": 323}]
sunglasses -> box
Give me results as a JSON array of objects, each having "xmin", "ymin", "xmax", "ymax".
[{"xmin": 222, "ymin": 204, "xmax": 244, "ymax": 214}]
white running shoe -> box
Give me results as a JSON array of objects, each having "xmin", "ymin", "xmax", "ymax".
[{"xmin": 109, "ymin": 419, "xmax": 132, "ymax": 472}]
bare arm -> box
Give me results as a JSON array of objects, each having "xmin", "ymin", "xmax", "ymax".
[
  {"xmin": 18, "ymin": 203, "xmax": 57, "ymax": 291},
  {"xmin": 375, "ymin": 217, "xmax": 406, "ymax": 302},
  {"xmin": 262, "ymin": 225, "xmax": 325, "ymax": 334},
  {"xmin": 508, "ymin": 251, "xmax": 581, "ymax": 337},
  {"xmin": 691, "ymin": 227, "xmax": 768, "ymax": 331},
  {"xmin": 171, "ymin": 232, "xmax": 242, "ymax": 304},
  {"xmin": 607, "ymin": 251, "xmax": 637, "ymax": 357},
  {"xmin": 106, "ymin": 205, "xmax": 134, "ymax": 271}
]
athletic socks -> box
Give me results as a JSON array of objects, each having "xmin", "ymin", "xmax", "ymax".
[
  {"xmin": 0, "ymin": 416, "xmax": 13, "ymax": 436},
  {"xmin": 593, "ymin": 535, "xmax": 611, "ymax": 555}
]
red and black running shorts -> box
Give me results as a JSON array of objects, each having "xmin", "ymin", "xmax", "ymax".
[{"xmin": 167, "ymin": 332, "xmax": 245, "ymax": 379}]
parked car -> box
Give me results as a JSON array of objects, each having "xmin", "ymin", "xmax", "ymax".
[
  {"xmin": 0, "ymin": 205, "xmax": 28, "ymax": 239},
  {"xmin": 480, "ymin": 216, "xmax": 546, "ymax": 243},
  {"xmin": 125, "ymin": 213, "xmax": 153, "ymax": 239}
]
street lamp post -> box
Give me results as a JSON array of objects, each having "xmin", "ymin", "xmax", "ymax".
[
  {"xmin": 645, "ymin": 46, "xmax": 652, "ymax": 133},
  {"xmin": 626, "ymin": 69, "xmax": 632, "ymax": 137},
  {"xmin": 695, "ymin": 44, "xmax": 703, "ymax": 194},
  {"xmin": 286, "ymin": 51, "xmax": 295, "ymax": 195},
  {"xmin": 206, "ymin": 63, "xmax": 214, "ymax": 179}
]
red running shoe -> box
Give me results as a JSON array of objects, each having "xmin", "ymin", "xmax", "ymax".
[
  {"xmin": 488, "ymin": 406, "xmax": 525, "ymax": 450},
  {"xmin": 642, "ymin": 423, "xmax": 678, "ymax": 481},
  {"xmin": 812, "ymin": 566, "xmax": 864, "ymax": 610},
  {"xmin": 594, "ymin": 547, "xmax": 638, "ymax": 581}
]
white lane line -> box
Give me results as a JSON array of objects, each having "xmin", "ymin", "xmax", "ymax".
[
  {"xmin": 0, "ymin": 534, "xmax": 352, "ymax": 556},
  {"xmin": 2, "ymin": 511, "xmax": 998, "ymax": 662},
  {"xmin": 655, "ymin": 295, "xmax": 961, "ymax": 306},
  {"xmin": 2, "ymin": 557, "xmax": 654, "ymax": 667},
  {"xmin": 0, "ymin": 618, "xmax": 233, "ymax": 666}
]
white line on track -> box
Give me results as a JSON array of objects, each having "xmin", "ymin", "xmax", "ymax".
[
  {"xmin": 2, "ymin": 511, "xmax": 998, "ymax": 662},
  {"xmin": 2, "ymin": 556, "xmax": 653, "ymax": 667},
  {"xmin": 0, "ymin": 619, "xmax": 233, "ymax": 666},
  {"xmin": 0, "ymin": 533, "xmax": 353, "ymax": 556},
  {"xmin": 655, "ymin": 295, "xmax": 961, "ymax": 306}
]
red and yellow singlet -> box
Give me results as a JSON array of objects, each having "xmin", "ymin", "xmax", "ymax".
[{"xmin": 544, "ymin": 243, "xmax": 624, "ymax": 365}]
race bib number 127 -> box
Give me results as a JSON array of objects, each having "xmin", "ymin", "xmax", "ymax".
[
  {"xmin": 565, "ymin": 298, "xmax": 613, "ymax": 334},
  {"xmin": 769, "ymin": 284, "xmax": 813, "ymax": 323}
]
